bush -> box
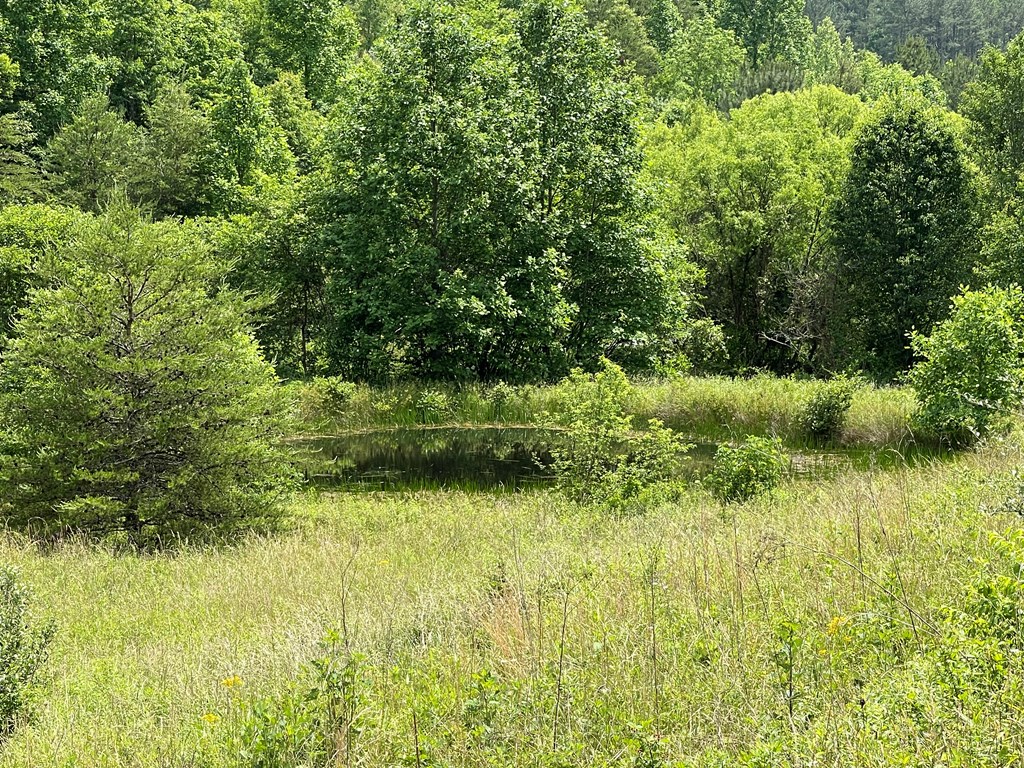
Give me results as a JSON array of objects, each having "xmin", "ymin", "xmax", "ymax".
[
  {"xmin": 313, "ymin": 376, "xmax": 357, "ymax": 411},
  {"xmin": 0, "ymin": 567, "xmax": 54, "ymax": 745},
  {"xmin": 551, "ymin": 360, "xmax": 688, "ymax": 509},
  {"xmin": 0, "ymin": 203, "xmax": 296, "ymax": 539},
  {"xmin": 484, "ymin": 382, "xmax": 517, "ymax": 420},
  {"xmin": 706, "ymin": 436, "xmax": 787, "ymax": 502},
  {"xmin": 415, "ymin": 388, "xmax": 454, "ymax": 424},
  {"xmin": 801, "ymin": 375, "xmax": 858, "ymax": 442},
  {"xmin": 908, "ymin": 286, "xmax": 1024, "ymax": 445}
]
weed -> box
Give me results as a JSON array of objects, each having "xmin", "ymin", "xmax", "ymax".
[{"xmin": 0, "ymin": 567, "xmax": 54, "ymax": 745}]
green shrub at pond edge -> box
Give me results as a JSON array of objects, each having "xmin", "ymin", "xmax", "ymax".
[
  {"xmin": 0, "ymin": 567, "xmax": 54, "ymax": 746},
  {"xmin": 706, "ymin": 436, "xmax": 787, "ymax": 502},
  {"xmin": 415, "ymin": 389, "xmax": 454, "ymax": 424},
  {"xmin": 801, "ymin": 375, "xmax": 859, "ymax": 443},
  {"xmin": 551, "ymin": 360, "xmax": 689, "ymax": 510},
  {"xmin": 909, "ymin": 285, "xmax": 1024, "ymax": 446}
]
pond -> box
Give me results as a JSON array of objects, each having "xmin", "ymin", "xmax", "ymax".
[
  {"xmin": 295, "ymin": 427, "xmax": 559, "ymax": 491},
  {"xmin": 292, "ymin": 427, "xmax": 951, "ymax": 492}
]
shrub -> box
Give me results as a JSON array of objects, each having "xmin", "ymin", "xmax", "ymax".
[
  {"xmin": 0, "ymin": 203, "xmax": 296, "ymax": 539},
  {"xmin": 314, "ymin": 376, "xmax": 357, "ymax": 411},
  {"xmin": 485, "ymin": 382, "xmax": 517, "ymax": 420},
  {"xmin": 551, "ymin": 359, "xmax": 688, "ymax": 509},
  {"xmin": 801, "ymin": 375, "xmax": 858, "ymax": 442},
  {"xmin": 706, "ymin": 436, "xmax": 787, "ymax": 502},
  {"xmin": 0, "ymin": 567, "xmax": 54, "ymax": 745},
  {"xmin": 908, "ymin": 286, "xmax": 1024, "ymax": 445},
  {"xmin": 415, "ymin": 388, "xmax": 454, "ymax": 424}
]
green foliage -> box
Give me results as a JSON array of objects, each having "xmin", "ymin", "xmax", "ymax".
[
  {"xmin": 0, "ymin": 203, "xmax": 79, "ymax": 344},
  {"xmin": 832, "ymin": 97, "xmax": 980, "ymax": 377},
  {"xmin": 978, "ymin": 203, "xmax": 1024, "ymax": 287},
  {"xmin": 210, "ymin": 60, "xmax": 294, "ymax": 191},
  {"xmin": 416, "ymin": 388, "xmax": 454, "ymax": 424},
  {"xmin": 897, "ymin": 35, "xmax": 941, "ymax": 76},
  {"xmin": 211, "ymin": 189, "xmax": 327, "ymax": 378},
  {"xmin": 961, "ymin": 33, "xmax": 1024, "ymax": 201},
  {"xmin": 852, "ymin": 50, "xmax": 949, "ymax": 104},
  {"xmin": 806, "ymin": 0, "xmax": 1024, "ymax": 63},
  {"xmin": 232, "ymin": 636, "xmax": 362, "ymax": 767},
  {"xmin": 0, "ymin": 202, "xmax": 296, "ymax": 538},
  {"xmin": 0, "ymin": 110, "xmax": 42, "ymax": 206},
  {"xmin": 135, "ymin": 84, "xmax": 219, "ymax": 217},
  {"xmin": 908, "ymin": 286, "xmax": 1024, "ymax": 444},
  {"xmin": 0, "ymin": 567, "xmax": 53, "ymax": 746},
  {"xmin": 646, "ymin": 86, "xmax": 865, "ymax": 372},
  {"xmin": 484, "ymin": 382, "xmax": 517, "ymax": 420},
  {"xmin": 301, "ymin": 376, "xmax": 358, "ymax": 425},
  {"xmin": 0, "ymin": 0, "xmax": 105, "ymax": 138},
  {"xmin": 706, "ymin": 435, "xmax": 787, "ymax": 502},
  {"xmin": 655, "ymin": 14, "xmax": 745, "ymax": 106},
  {"xmin": 582, "ymin": 0, "xmax": 660, "ymax": 78},
  {"xmin": 551, "ymin": 359, "xmax": 687, "ymax": 509},
  {"xmin": 322, "ymin": 0, "xmax": 688, "ymax": 382},
  {"xmin": 718, "ymin": 0, "xmax": 811, "ymax": 68},
  {"xmin": 803, "ymin": 18, "xmax": 860, "ymax": 91},
  {"xmin": 801, "ymin": 374, "xmax": 858, "ymax": 442},
  {"xmin": 45, "ymin": 96, "xmax": 141, "ymax": 212},
  {"xmin": 263, "ymin": 0, "xmax": 359, "ymax": 105},
  {"xmin": 103, "ymin": 0, "xmax": 174, "ymax": 124}
]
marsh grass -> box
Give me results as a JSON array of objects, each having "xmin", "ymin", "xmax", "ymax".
[
  {"xmin": 290, "ymin": 375, "xmax": 920, "ymax": 450},
  {"xmin": 1, "ymin": 436, "xmax": 1021, "ymax": 765}
]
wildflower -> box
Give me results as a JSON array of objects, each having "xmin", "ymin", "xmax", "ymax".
[
  {"xmin": 221, "ymin": 675, "xmax": 244, "ymax": 689},
  {"xmin": 826, "ymin": 615, "xmax": 850, "ymax": 635},
  {"xmin": 201, "ymin": 712, "xmax": 221, "ymax": 724}
]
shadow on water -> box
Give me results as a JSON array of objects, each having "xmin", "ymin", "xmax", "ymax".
[
  {"xmin": 292, "ymin": 427, "xmax": 955, "ymax": 493},
  {"xmin": 295, "ymin": 427, "xmax": 559, "ymax": 491}
]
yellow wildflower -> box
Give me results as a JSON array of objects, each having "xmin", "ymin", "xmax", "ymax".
[
  {"xmin": 826, "ymin": 615, "xmax": 850, "ymax": 635},
  {"xmin": 201, "ymin": 713, "xmax": 221, "ymax": 725},
  {"xmin": 221, "ymin": 675, "xmax": 244, "ymax": 689}
]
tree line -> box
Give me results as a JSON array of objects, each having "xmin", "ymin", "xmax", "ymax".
[{"xmin": 0, "ymin": 0, "xmax": 1022, "ymax": 384}]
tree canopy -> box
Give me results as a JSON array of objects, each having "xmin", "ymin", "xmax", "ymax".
[{"xmin": 0, "ymin": 0, "xmax": 1018, "ymax": 383}]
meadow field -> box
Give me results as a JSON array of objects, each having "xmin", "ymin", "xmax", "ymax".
[{"xmin": 2, "ymin": 378, "xmax": 1023, "ymax": 766}]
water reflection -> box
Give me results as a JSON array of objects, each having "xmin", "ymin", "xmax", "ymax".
[
  {"xmin": 296, "ymin": 427, "xmax": 559, "ymax": 491},
  {"xmin": 292, "ymin": 427, "xmax": 950, "ymax": 492}
]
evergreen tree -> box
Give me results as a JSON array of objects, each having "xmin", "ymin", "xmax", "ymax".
[
  {"xmin": 0, "ymin": 202, "xmax": 294, "ymax": 537},
  {"xmin": 832, "ymin": 98, "xmax": 980, "ymax": 376},
  {"xmin": 45, "ymin": 96, "xmax": 141, "ymax": 212}
]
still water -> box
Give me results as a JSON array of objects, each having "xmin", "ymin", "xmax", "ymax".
[{"xmin": 293, "ymin": 427, "xmax": 948, "ymax": 492}]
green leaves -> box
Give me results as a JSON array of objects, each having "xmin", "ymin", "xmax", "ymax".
[
  {"xmin": 705, "ymin": 435, "xmax": 787, "ymax": 502},
  {"xmin": 550, "ymin": 359, "xmax": 687, "ymax": 509},
  {"xmin": 317, "ymin": 0, "xmax": 685, "ymax": 382},
  {"xmin": 0, "ymin": 202, "xmax": 295, "ymax": 539},
  {"xmin": 833, "ymin": 98, "xmax": 980, "ymax": 376},
  {"xmin": 0, "ymin": 567, "xmax": 53, "ymax": 746},
  {"xmin": 908, "ymin": 285, "xmax": 1024, "ymax": 444},
  {"xmin": 646, "ymin": 86, "xmax": 865, "ymax": 371}
]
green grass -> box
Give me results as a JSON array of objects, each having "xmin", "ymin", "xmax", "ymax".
[
  {"xmin": 2, "ymin": 436, "xmax": 1023, "ymax": 765},
  {"xmin": 290, "ymin": 375, "xmax": 920, "ymax": 450}
]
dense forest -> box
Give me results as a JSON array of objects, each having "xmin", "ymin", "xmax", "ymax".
[{"xmin": 1, "ymin": 0, "xmax": 1022, "ymax": 385}]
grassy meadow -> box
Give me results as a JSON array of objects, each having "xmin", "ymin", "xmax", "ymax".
[{"xmin": 2, "ymin": 404, "xmax": 1023, "ymax": 765}]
